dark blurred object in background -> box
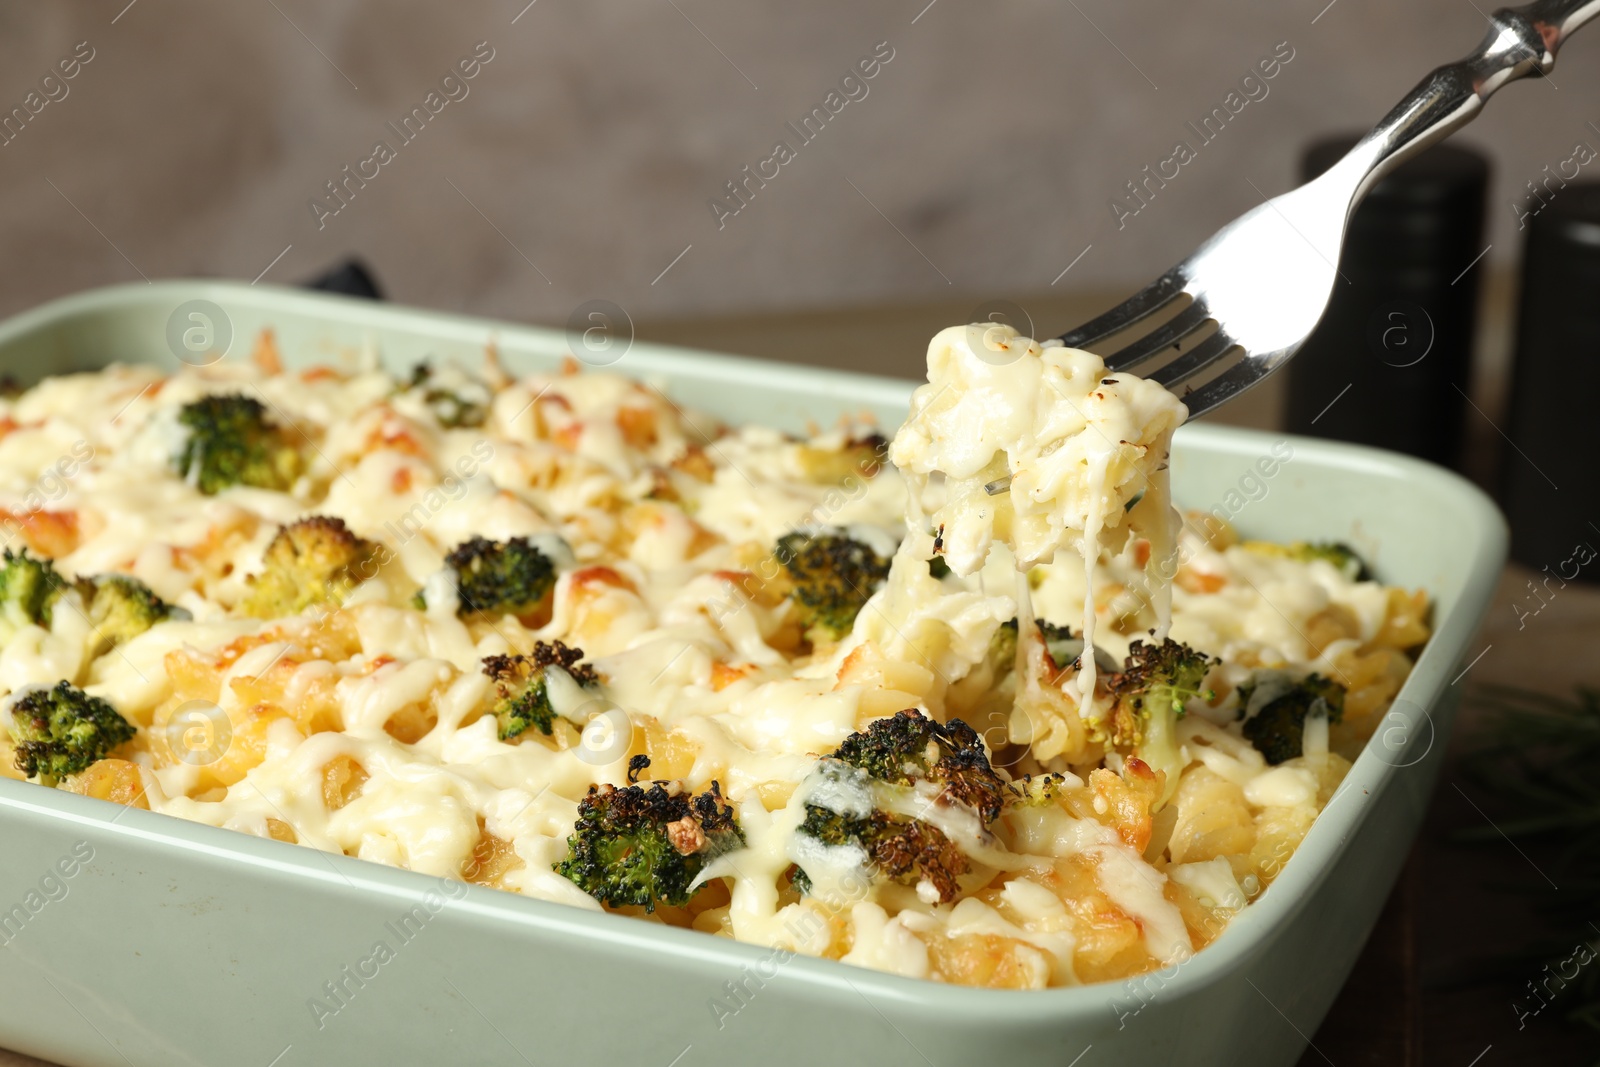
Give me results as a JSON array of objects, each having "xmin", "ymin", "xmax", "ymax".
[
  {"xmin": 1284, "ymin": 136, "xmax": 1489, "ymax": 468},
  {"xmin": 1502, "ymin": 181, "xmax": 1600, "ymax": 576},
  {"xmin": 301, "ymin": 258, "xmax": 384, "ymax": 300}
]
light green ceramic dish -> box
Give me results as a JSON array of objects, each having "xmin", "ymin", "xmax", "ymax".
[{"xmin": 0, "ymin": 282, "xmax": 1506, "ymax": 1067}]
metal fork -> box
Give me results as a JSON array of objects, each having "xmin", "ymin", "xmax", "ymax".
[{"xmin": 1060, "ymin": 0, "xmax": 1599, "ymax": 419}]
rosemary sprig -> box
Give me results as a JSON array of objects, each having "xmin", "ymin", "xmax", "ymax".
[{"xmin": 1459, "ymin": 684, "xmax": 1600, "ymax": 1042}]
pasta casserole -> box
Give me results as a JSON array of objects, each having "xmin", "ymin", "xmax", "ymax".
[{"xmin": 0, "ymin": 324, "xmax": 1429, "ymax": 989}]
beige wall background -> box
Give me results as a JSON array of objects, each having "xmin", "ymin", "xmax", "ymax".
[{"xmin": 0, "ymin": 0, "xmax": 1593, "ymax": 382}]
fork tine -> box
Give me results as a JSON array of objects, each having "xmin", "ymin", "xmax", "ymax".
[
  {"xmin": 1150, "ymin": 329, "xmax": 1241, "ymax": 388},
  {"xmin": 1168, "ymin": 353, "xmax": 1273, "ymax": 419},
  {"xmin": 1104, "ymin": 301, "xmax": 1213, "ymax": 372},
  {"xmin": 1057, "ymin": 269, "xmax": 1189, "ymax": 349}
]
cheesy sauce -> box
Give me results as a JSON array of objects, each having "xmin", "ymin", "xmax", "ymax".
[{"xmin": 0, "ymin": 328, "xmax": 1429, "ymax": 990}]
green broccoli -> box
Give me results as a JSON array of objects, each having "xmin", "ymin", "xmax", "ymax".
[
  {"xmin": 1238, "ymin": 670, "xmax": 1346, "ymax": 765},
  {"xmin": 991, "ymin": 618, "xmax": 1108, "ymax": 678},
  {"xmin": 0, "ymin": 548, "xmax": 66, "ymax": 629},
  {"xmin": 991, "ymin": 617, "xmax": 1019, "ymax": 665},
  {"xmin": 555, "ymin": 776, "xmax": 745, "ymax": 912},
  {"xmin": 75, "ymin": 574, "xmax": 182, "ymax": 653},
  {"xmin": 773, "ymin": 529, "xmax": 890, "ymax": 640},
  {"xmin": 482, "ymin": 640, "xmax": 599, "ymax": 740},
  {"xmin": 795, "ymin": 790, "xmax": 970, "ymax": 902},
  {"xmin": 402, "ymin": 360, "xmax": 491, "ymax": 429},
  {"xmin": 8, "ymin": 680, "xmax": 136, "ymax": 785},
  {"xmin": 1035, "ymin": 619, "xmax": 1082, "ymax": 673},
  {"xmin": 0, "ymin": 552, "xmax": 178, "ymax": 651},
  {"xmin": 832, "ymin": 709, "xmax": 1009, "ymax": 822},
  {"xmin": 174, "ymin": 393, "xmax": 302, "ymax": 495},
  {"xmin": 791, "ymin": 709, "xmax": 1007, "ymax": 903},
  {"xmin": 242, "ymin": 516, "xmax": 381, "ymax": 619},
  {"xmin": 417, "ymin": 536, "xmax": 558, "ymax": 619},
  {"xmin": 1108, "ymin": 638, "xmax": 1217, "ymax": 800},
  {"xmin": 1244, "ymin": 540, "xmax": 1371, "ymax": 582}
]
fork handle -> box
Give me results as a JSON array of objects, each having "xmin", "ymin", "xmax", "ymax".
[{"xmin": 1336, "ymin": 0, "xmax": 1600, "ymax": 203}]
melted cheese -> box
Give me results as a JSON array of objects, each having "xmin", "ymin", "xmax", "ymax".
[
  {"xmin": 0, "ymin": 332, "xmax": 1423, "ymax": 991},
  {"xmin": 888, "ymin": 323, "xmax": 1186, "ymax": 701}
]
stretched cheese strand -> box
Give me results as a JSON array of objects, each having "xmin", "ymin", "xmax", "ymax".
[{"xmin": 1078, "ymin": 450, "xmax": 1109, "ymax": 704}]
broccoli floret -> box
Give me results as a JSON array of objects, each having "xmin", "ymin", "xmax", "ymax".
[
  {"xmin": 773, "ymin": 529, "xmax": 890, "ymax": 640},
  {"xmin": 796, "ymin": 792, "xmax": 970, "ymax": 902},
  {"xmin": 991, "ymin": 617, "xmax": 1019, "ymax": 664},
  {"xmin": 1034, "ymin": 619, "xmax": 1080, "ymax": 672},
  {"xmin": 0, "ymin": 548, "xmax": 66, "ymax": 629},
  {"xmin": 241, "ymin": 517, "xmax": 381, "ymax": 619},
  {"xmin": 792, "ymin": 709, "xmax": 1007, "ymax": 903},
  {"xmin": 403, "ymin": 360, "xmax": 491, "ymax": 429},
  {"xmin": 1108, "ymin": 638, "xmax": 1217, "ymax": 800},
  {"xmin": 1245, "ymin": 540, "xmax": 1371, "ymax": 582},
  {"xmin": 174, "ymin": 394, "xmax": 302, "ymax": 495},
  {"xmin": 1110, "ymin": 638, "xmax": 1216, "ymax": 737},
  {"xmin": 417, "ymin": 536, "xmax": 558, "ymax": 618},
  {"xmin": 991, "ymin": 618, "xmax": 1105, "ymax": 677},
  {"xmin": 0, "ymin": 553, "xmax": 178, "ymax": 650},
  {"xmin": 796, "ymin": 433, "xmax": 888, "ymax": 485},
  {"xmin": 8, "ymin": 680, "xmax": 136, "ymax": 785},
  {"xmin": 833, "ymin": 709, "xmax": 1009, "ymax": 821},
  {"xmin": 555, "ymin": 777, "xmax": 744, "ymax": 912},
  {"xmin": 928, "ymin": 555, "xmax": 951, "ymax": 580},
  {"xmin": 1238, "ymin": 670, "xmax": 1346, "ymax": 765},
  {"xmin": 482, "ymin": 640, "xmax": 599, "ymax": 741},
  {"xmin": 75, "ymin": 574, "xmax": 181, "ymax": 653}
]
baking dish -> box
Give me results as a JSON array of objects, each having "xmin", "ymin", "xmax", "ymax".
[{"xmin": 0, "ymin": 281, "xmax": 1506, "ymax": 1067}]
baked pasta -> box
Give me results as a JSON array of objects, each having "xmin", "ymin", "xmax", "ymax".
[{"xmin": 0, "ymin": 325, "xmax": 1429, "ymax": 989}]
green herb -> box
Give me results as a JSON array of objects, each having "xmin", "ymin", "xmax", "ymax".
[{"xmin": 1459, "ymin": 684, "xmax": 1600, "ymax": 1044}]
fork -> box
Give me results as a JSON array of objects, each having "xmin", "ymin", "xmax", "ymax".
[{"xmin": 1057, "ymin": 0, "xmax": 1599, "ymax": 419}]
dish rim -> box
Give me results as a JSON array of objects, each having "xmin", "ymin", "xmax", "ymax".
[{"xmin": 0, "ymin": 279, "xmax": 1510, "ymax": 1018}]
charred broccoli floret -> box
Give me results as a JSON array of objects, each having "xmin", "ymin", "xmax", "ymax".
[
  {"xmin": 1109, "ymin": 638, "xmax": 1217, "ymax": 799},
  {"xmin": 174, "ymin": 394, "xmax": 302, "ymax": 495},
  {"xmin": 991, "ymin": 618, "xmax": 1110, "ymax": 677},
  {"xmin": 417, "ymin": 536, "xmax": 557, "ymax": 618},
  {"xmin": 795, "ymin": 791, "xmax": 970, "ymax": 902},
  {"xmin": 241, "ymin": 516, "xmax": 381, "ymax": 619},
  {"xmin": 7, "ymin": 680, "xmax": 135, "ymax": 785},
  {"xmin": 791, "ymin": 709, "xmax": 1007, "ymax": 903},
  {"xmin": 1238, "ymin": 670, "xmax": 1346, "ymax": 765},
  {"xmin": 0, "ymin": 548, "xmax": 66, "ymax": 629},
  {"xmin": 1110, "ymin": 638, "xmax": 1216, "ymax": 739},
  {"xmin": 1034, "ymin": 619, "xmax": 1081, "ymax": 673},
  {"xmin": 75, "ymin": 574, "xmax": 181, "ymax": 653},
  {"xmin": 402, "ymin": 360, "xmax": 491, "ymax": 429},
  {"xmin": 773, "ymin": 529, "xmax": 890, "ymax": 640},
  {"xmin": 832, "ymin": 709, "xmax": 1009, "ymax": 821},
  {"xmin": 1244, "ymin": 540, "xmax": 1371, "ymax": 582},
  {"xmin": 482, "ymin": 640, "xmax": 599, "ymax": 740},
  {"xmin": 555, "ymin": 777, "xmax": 744, "ymax": 912}
]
